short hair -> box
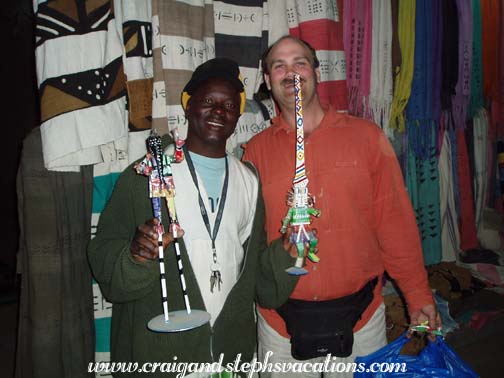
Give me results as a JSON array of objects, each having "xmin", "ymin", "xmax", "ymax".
[{"xmin": 261, "ymin": 35, "xmax": 320, "ymax": 74}]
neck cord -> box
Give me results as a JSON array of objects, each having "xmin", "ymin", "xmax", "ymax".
[{"xmin": 183, "ymin": 144, "xmax": 229, "ymax": 292}]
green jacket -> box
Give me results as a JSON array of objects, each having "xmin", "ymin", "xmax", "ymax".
[{"xmin": 88, "ymin": 137, "xmax": 297, "ymax": 377}]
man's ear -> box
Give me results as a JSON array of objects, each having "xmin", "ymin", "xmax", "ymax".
[
  {"xmin": 264, "ymin": 73, "xmax": 272, "ymax": 91},
  {"xmin": 315, "ymin": 67, "xmax": 321, "ymax": 84}
]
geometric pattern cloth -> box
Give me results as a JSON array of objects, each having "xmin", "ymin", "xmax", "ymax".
[{"xmin": 34, "ymin": 0, "xmax": 128, "ymax": 172}]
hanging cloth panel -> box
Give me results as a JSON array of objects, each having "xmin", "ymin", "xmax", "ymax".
[
  {"xmin": 343, "ymin": 0, "xmax": 372, "ymax": 117},
  {"xmin": 452, "ymin": 0, "xmax": 472, "ymax": 129},
  {"xmin": 430, "ymin": 0, "xmax": 443, "ymax": 124},
  {"xmin": 389, "ymin": 0, "xmax": 415, "ymax": 133},
  {"xmin": 481, "ymin": 0, "xmax": 500, "ymax": 103},
  {"xmin": 213, "ymin": 0, "xmax": 272, "ymax": 158},
  {"xmin": 405, "ymin": 0, "xmax": 434, "ymax": 159},
  {"xmin": 498, "ymin": 1, "xmax": 504, "ymax": 137},
  {"xmin": 456, "ymin": 127, "xmax": 479, "ymax": 250},
  {"xmin": 34, "ymin": 0, "xmax": 128, "ymax": 172},
  {"xmin": 369, "ymin": 0, "xmax": 393, "ymax": 138},
  {"xmin": 438, "ymin": 129, "xmax": 461, "ymax": 262},
  {"xmin": 151, "ymin": 0, "xmax": 215, "ymax": 138},
  {"xmin": 404, "ymin": 0, "xmax": 441, "ymax": 266},
  {"xmin": 451, "ymin": 0, "xmax": 479, "ymax": 251},
  {"xmin": 115, "ymin": 0, "xmax": 154, "ymax": 131},
  {"xmin": 473, "ymin": 108, "xmax": 489, "ymax": 235},
  {"xmin": 16, "ymin": 128, "xmax": 95, "ymax": 378},
  {"xmin": 440, "ymin": 0, "xmax": 459, "ymax": 112},
  {"xmin": 467, "ymin": 0, "xmax": 484, "ymax": 121},
  {"xmin": 285, "ymin": 0, "xmax": 348, "ymax": 110},
  {"xmin": 405, "ymin": 126, "xmax": 442, "ymax": 266},
  {"xmin": 214, "ymin": 0, "xmax": 268, "ymax": 100}
]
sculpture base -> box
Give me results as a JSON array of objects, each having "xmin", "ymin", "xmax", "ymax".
[
  {"xmin": 286, "ymin": 267, "xmax": 309, "ymax": 276},
  {"xmin": 147, "ymin": 310, "xmax": 210, "ymax": 332}
]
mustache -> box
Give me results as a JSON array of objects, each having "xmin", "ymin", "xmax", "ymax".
[{"xmin": 280, "ymin": 77, "xmax": 305, "ymax": 86}]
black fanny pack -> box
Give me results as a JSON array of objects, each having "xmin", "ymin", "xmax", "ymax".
[{"xmin": 276, "ymin": 277, "xmax": 378, "ymax": 360}]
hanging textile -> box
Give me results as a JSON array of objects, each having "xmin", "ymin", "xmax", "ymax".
[
  {"xmin": 406, "ymin": 0, "xmax": 433, "ymax": 159},
  {"xmin": 16, "ymin": 128, "xmax": 95, "ymax": 378},
  {"xmin": 369, "ymin": 0, "xmax": 393, "ymax": 137},
  {"xmin": 34, "ymin": 0, "xmax": 128, "ymax": 172},
  {"xmin": 467, "ymin": 0, "xmax": 483, "ymax": 121},
  {"xmin": 440, "ymin": 0, "xmax": 458, "ymax": 112},
  {"xmin": 452, "ymin": 0, "xmax": 479, "ymax": 251},
  {"xmin": 473, "ymin": 108, "xmax": 489, "ymax": 234},
  {"xmin": 405, "ymin": 126, "xmax": 442, "ymax": 266},
  {"xmin": 498, "ymin": 1, "xmax": 504, "ymax": 137},
  {"xmin": 151, "ymin": 0, "xmax": 215, "ymax": 137},
  {"xmin": 267, "ymin": 0, "xmax": 289, "ymax": 45},
  {"xmin": 457, "ymin": 127, "xmax": 479, "ymax": 250},
  {"xmin": 389, "ymin": 0, "xmax": 415, "ymax": 133},
  {"xmin": 116, "ymin": 0, "xmax": 154, "ymax": 132},
  {"xmin": 439, "ymin": 129, "xmax": 461, "ymax": 262},
  {"xmin": 481, "ymin": 0, "xmax": 500, "ymax": 103},
  {"xmin": 214, "ymin": 0, "xmax": 267, "ymax": 99},
  {"xmin": 404, "ymin": 0, "xmax": 441, "ymax": 265},
  {"xmin": 285, "ymin": 0, "xmax": 347, "ymax": 110},
  {"xmin": 451, "ymin": 0, "xmax": 472, "ymax": 130},
  {"xmin": 213, "ymin": 0, "xmax": 271, "ymax": 158},
  {"xmin": 430, "ymin": 0, "xmax": 443, "ymax": 126},
  {"xmin": 343, "ymin": 0, "xmax": 372, "ymax": 117}
]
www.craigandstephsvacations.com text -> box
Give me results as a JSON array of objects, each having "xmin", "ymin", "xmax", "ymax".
[{"xmin": 88, "ymin": 351, "xmax": 407, "ymax": 377}]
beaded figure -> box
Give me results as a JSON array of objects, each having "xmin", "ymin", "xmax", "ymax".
[
  {"xmin": 281, "ymin": 74, "xmax": 321, "ymax": 276},
  {"xmin": 134, "ymin": 130, "xmax": 210, "ymax": 332},
  {"xmin": 281, "ymin": 186, "xmax": 321, "ymax": 275},
  {"xmin": 134, "ymin": 131, "xmax": 185, "ymax": 233}
]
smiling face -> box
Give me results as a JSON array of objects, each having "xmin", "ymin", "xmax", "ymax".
[
  {"xmin": 185, "ymin": 77, "xmax": 241, "ymax": 158},
  {"xmin": 264, "ymin": 37, "xmax": 321, "ymax": 112}
]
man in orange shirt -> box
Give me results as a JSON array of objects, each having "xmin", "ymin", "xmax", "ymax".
[{"xmin": 245, "ymin": 36, "xmax": 441, "ymax": 377}]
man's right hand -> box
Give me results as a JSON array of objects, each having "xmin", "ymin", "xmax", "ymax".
[{"xmin": 130, "ymin": 218, "xmax": 184, "ymax": 262}]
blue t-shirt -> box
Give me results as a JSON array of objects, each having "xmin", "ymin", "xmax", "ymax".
[{"xmin": 189, "ymin": 151, "xmax": 226, "ymax": 213}]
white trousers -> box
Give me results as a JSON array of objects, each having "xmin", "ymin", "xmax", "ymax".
[{"xmin": 257, "ymin": 303, "xmax": 387, "ymax": 378}]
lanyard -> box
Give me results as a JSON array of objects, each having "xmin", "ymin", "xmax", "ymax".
[{"xmin": 183, "ymin": 144, "xmax": 229, "ymax": 292}]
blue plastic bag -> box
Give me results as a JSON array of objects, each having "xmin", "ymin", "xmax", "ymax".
[{"xmin": 354, "ymin": 333, "xmax": 479, "ymax": 377}]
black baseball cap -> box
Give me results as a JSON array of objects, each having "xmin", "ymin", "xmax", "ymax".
[{"xmin": 181, "ymin": 58, "xmax": 246, "ymax": 114}]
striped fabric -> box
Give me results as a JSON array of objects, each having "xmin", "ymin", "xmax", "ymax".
[
  {"xmin": 214, "ymin": 0, "xmax": 268, "ymax": 99},
  {"xmin": 213, "ymin": 0, "xmax": 271, "ymax": 157},
  {"xmin": 116, "ymin": 0, "xmax": 154, "ymax": 132},
  {"xmin": 151, "ymin": 0, "xmax": 215, "ymax": 138},
  {"xmin": 281, "ymin": 0, "xmax": 348, "ymax": 111},
  {"xmin": 34, "ymin": 0, "xmax": 128, "ymax": 172}
]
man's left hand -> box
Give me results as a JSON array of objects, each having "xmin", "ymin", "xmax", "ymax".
[{"xmin": 409, "ymin": 304, "xmax": 442, "ymax": 340}]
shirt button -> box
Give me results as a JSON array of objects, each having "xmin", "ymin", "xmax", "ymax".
[
  {"xmin": 312, "ymin": 265, "xmax": 317, "ymax": 271},
  {"xmin": 313, "ymin": 296, "xmax": 318, "ymax": 301}
]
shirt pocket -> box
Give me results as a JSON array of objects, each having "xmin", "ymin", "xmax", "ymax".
[{"xmin": 314, "ymin": 162, "xmax": 373, "ymax": 230}]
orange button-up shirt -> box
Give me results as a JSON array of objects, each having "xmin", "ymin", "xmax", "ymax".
[{"xmin": 243, "ymin": 107, "xmax": 433, "ymax": 337}]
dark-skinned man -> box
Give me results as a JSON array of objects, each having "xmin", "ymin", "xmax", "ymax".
[{"xmin": 88, "ymin": 58, "xmax": 290, "ymax": 378}]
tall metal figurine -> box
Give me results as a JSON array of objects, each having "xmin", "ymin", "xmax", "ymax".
[
  {"xmin": 134, "ymin": 129, "xmax": 210, "ymax": 332},
  {"xmin": 281, "ymin": 74, "xmax": 321, "ymax": 276}
]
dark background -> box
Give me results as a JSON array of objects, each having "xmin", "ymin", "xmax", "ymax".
[{"xmin": 1, "ymin": 0, "xmax": 39, "ymax": 283}]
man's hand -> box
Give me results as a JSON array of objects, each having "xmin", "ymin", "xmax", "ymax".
[
  {"xmin": 409, "ymin": 303, "xmax": 442, "ymax": 340},
  {"xmin": 130, "ymin": 218, "xmax": 184, "ymax": 262}
]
